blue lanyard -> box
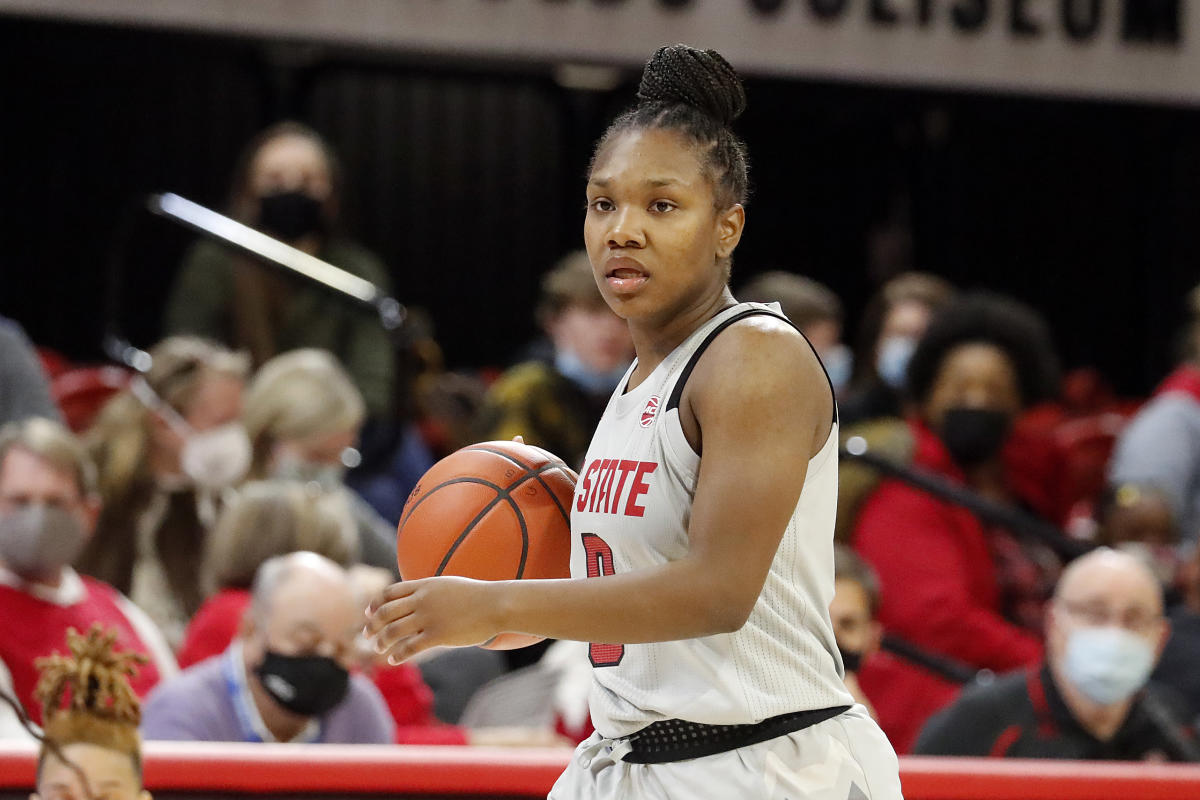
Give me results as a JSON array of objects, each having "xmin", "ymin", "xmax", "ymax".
[{"xmin": 221, "ymin": 647, "xmax": 264, "ymax": 743}]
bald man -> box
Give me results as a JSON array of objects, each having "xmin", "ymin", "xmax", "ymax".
[
  {"xmin": 914, "ymin": 548, "xmax": 1198, "ymax": 761},
  {"xmin": 141, "ymin": 552, "xmax": 393, "ymax": 743}
]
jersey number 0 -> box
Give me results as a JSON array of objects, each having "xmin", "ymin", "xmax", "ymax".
[{"xmin": 581, "ymin": 533, "xmax": 625, "ymax": 667}]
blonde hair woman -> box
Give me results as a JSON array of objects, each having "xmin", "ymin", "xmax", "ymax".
[
  {"xmin": 243, "ymin": 349, "xmax": 396, "ymax": 571},
  {"xmin": 80, "ymin": 336, "xmax": 250, "ymax": 647},
  {"xmin": 176, "ymin": 480, "xmax": 357, "ymax": 668}
]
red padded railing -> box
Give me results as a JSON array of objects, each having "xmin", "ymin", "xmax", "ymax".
[{"xmin": 2, "ymin": 743, "xmax": 1200, "ymax": 798}]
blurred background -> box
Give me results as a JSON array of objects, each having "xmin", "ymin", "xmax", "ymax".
[{"xmin": 1, "ymin": 0, "xmax": 1195, "ymax": 392}]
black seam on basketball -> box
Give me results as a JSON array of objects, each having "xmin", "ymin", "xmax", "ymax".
[
  {"xmin": 469, "ymin": 446, "xmax": 573, "ymax": 528},
  {"xmin": 434, "ymin": 489, "xmax": 511, "ymax": 577},
  {"xmin": 399, "ymin": 476, "xmax": 507, "ymax": 531},
  {"xmin": 428, "ymin": 465, "xmax": 555, "ymax": 579}
]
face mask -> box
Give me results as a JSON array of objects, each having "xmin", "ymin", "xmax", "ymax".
[
  {"xmin": 271, "ymin": 455, "xmax": 346, "ymax": 492},
  {"xmin": 876, "ymin": 335, "xmax": 916, "ymax": 390},
  {"xmin": 555, "ymin": 350, "xmax": 630, "ymax": 396},
  {"xmin": 180, "ymin": 422, "xmax": 252, "ymax": 490},
  {"xmin": 938, "ymin": 407, "xmax": 1011, "ymax": 468},
  {"xmin": 838, "ymin": 647, "xmax": 863, "ymax": 674},
  {"xmin": 1063, "ymin": 626, "xmax": 1156, "ymax": 706},
  {"xmin": 821, "ymin": 344, "xmax": 853, "ymax": 393},
  {"xmin": 0, "ymin": 504, "xmax": 87, "ymax": 579},
  {"xmin": 255, "ymin": 649, "xmax": 350, "ymax": 717},
  {"xmin": 258, "ymin": 190, "xmax": 324, "ymax": 242},
  {"xmin": 130, "ymin": 377, "xmax": 250, "ymax": 490}
]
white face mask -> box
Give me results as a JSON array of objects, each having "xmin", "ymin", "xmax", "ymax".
[
  {"xmin": 131, "ymin": 377, "xmax": 251, "ymax": 489},
  {"xmin": 876, "ymin": 335, "xmax": 917, "ymax": 389},
  {"xmin": 1063, "ymin": 626, "xmax": 1156, "ymax": 706},
  {"xmin": 180, "ymin": 422, "xmax": 252, "ymax": 490}
]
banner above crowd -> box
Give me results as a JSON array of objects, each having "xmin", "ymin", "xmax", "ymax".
[{"xmin": 3, "ymin": 0, "xmax": 1194, "ymax": 104}]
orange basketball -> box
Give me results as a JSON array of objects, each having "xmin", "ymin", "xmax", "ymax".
[{"xmin": 396, "ymin": 440, "xmax": 577, "ymax": 650}]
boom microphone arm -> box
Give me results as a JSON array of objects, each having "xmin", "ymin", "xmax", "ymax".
[{"xmin": 145, "ymin": 192, "xmax": 406, "ymax": 333}]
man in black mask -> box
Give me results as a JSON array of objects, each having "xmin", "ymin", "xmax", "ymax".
[{"xmin": 142, "ymin": 552, "xmax": 394, "ymax": 743}]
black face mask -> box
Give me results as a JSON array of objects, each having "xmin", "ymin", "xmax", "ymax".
[
  {"xmin": 258, "ymin": 190, "xmax": 324, "ymax": 242},
  {"xmin": 255, "ymin": 649, "xmax": 349, "ymax": 717},
  {"xmin": 938, "ymin": 407, "xmax": 1011, "ymax": 468},
  {"xmin": 839, "ymin": 647, "xmax": 863, "ymax": 674}
]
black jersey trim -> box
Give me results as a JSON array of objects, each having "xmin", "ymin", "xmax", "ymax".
[{"xmin": 664, "ymin": 307, "xmax": 838, "ymax": 425}]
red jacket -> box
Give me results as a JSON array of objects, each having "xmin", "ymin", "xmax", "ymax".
[
  {"xmin": 0, "ymin": 575, "xmax": 165, "ymax": 724},
  {"xmin": 852, "ymin": 418, "xmax": 1045, "ymax": 752}
]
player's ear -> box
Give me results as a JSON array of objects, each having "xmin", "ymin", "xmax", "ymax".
[
  {"xmin": 715, "ymin": 204, "xmax": 744, "ymax": 261},
  {"xmin": 140, "ymin": 789, "xmax": 153, "ymax": 800}
]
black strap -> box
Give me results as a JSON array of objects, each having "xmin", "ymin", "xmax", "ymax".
[
  {"xmin": 621, "ymin": 705, "xmax": 851, "ymax": 764},
  {"xmin": 664, "ymin": 307, "xmax": 838, "ymax": 425}
]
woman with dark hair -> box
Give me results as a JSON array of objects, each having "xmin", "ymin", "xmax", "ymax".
[
  {"xmin": 366, "ymin": 45, "xmax": 900, "ymax": 798},
  {"xmin": 851, "ymin": 291, "xmax": 1065, "ymax": 753},
  {"xmin": 164, "ymin": 121, "xmax": 396, "ymax": 421}
]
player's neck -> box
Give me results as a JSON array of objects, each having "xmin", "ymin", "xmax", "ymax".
[{"xmin": 627, "ymin": 288, "xmax": 736, "ymax": 389}]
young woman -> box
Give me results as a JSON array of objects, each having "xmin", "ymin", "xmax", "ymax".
[{"xmin": 366, "ymin": 45, "xmax": 901, "ymax": 798}]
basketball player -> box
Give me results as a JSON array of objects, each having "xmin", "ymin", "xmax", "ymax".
[{"xmin": 367, "ymin": 44, "xmax": 902, "ymax": 798}]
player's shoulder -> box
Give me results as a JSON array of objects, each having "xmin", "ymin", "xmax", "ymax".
[{"xmin": 695, "ymin": 309, "xmax": 824, "ymax": 389}]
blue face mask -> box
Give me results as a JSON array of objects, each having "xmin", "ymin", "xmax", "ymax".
[
  {"xmin": 555, "ymin": 350, "xmax": 630, "ymax": 396},
  {"xmin": 876, "ymin": 335, "xmax": 917, "ymax": 389},
  {"xmin": 821, "ymin": 344, "xmax": 853, "ymax": 393},
  {"xmin": 1063, "ymin": 626, "xmax": 1156, "ymax": 706}
]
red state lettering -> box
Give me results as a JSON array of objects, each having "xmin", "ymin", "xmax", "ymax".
[
  {"xmin": 623, "ymin": 461, "xmax": 658, "ymax": 517},
  {"xmin": 576, "ymin": 460, "xmax": 600, "ymax": 512},
  {"xmin": 589, "ymin": 459, "xmax": 614, "ymax": 513},
  {"xmin": 609, "ymin": 460, "xmax": 638, "ymax": 515},
  {"xmin": 592, "ymin": 459, "xmax": 615, "ymax": 513}
]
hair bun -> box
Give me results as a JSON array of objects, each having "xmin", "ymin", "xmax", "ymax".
[{"xmin": 636, "ymin": 44, "xmax": 746, "ymax": 126}]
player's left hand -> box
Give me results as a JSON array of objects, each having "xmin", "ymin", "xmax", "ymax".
[{"xmin": 364, "ymin": 576, "xmax": 502, "ymax": 663}]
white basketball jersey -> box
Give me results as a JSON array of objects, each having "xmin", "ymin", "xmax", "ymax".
[{"xmin": 570, "ymin": 302, "xmax": 854, "ymax": 739}]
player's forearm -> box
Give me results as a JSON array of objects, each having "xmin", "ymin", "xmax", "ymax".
[{"xmin": 491, "ymin": 558, "xmax": 754, "ymax": 644}]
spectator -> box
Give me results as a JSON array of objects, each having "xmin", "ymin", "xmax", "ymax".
[
  {"xmin": 1109, "ymin": 283, "xmax": 1200, "ymax": 546},
  {"xmin": 30, "ymin": 626, "xmax": 150, "ymax": 800},
  {"xmin": 0, "ymin": 315, "xmax": 61, "ymax": 427},
  {"xmin": 834, "ymin": 273, "xmax": 955, "ymax": 541},
  {"xmin": 1093, "ymin": 483, "xmax": 1180, "ymax": 593},
  {"xmin": 0, "ymin": 418, "xmax": 176, "ymax": 727},
  {"xmin": 142, "ymin": 552, "xmax": 394, "ymax": 743},
  {"xmin": 738, "ymin": 271, "xmax": 851, "ymax": 392},
  {"xmin": 476, "ymin": 252, "xmax": 633, "ymax": 470},
  {"xmin": 829, "ymin": 544, "xmax": 883, "ymax": 720},
  {"xmin": 852, "ymin": 292, "xmax": 1064, "ymax": 752},
  {"xmin": 242, "ymin": 348, "xmax": 397, "ymax": 572},
  {"xmin": 176, "ymin": 480, "xmax": 358, "ymax": 669},
  {"xmin": 164, "ymin": 121, "xmax": 396, "ymax": 420},
  {"xmin": 80, "ymin": 337, "xmax": 249, "ymax": 648},
  {"xmin": 841, "ymin": 272, "xmax": 955, "ymax": 426},
  {"xmin": 1155, "ymin": 541, "xmax": 1200, "ymax": 726},
  {"xmin": 915, "ymin": 549, "xmax": 1198, "ymax": 761}
]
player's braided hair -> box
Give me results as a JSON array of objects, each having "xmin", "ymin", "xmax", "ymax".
[
  {"xmin": 36, "ymin": 625, "xmax": 146, "ymax": 729},
  {"xmin": 593, "ymin": 44, "xmax": 750, "ymax": 210}
]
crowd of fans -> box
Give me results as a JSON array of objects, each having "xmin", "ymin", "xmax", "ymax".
[{"xmin": 1, "ymin": 120, "xmax": 1198, "ymax": 764}]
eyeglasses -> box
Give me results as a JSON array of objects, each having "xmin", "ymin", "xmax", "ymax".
[{"xmin": 1057, "ymin": 599, "xmax": 1162, "ymax": 635}]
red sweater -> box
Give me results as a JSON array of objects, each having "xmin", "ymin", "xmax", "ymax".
[
  {"xmin": 852, "ymin": 418, "xmax": 1044, "ymax": 752},
  {"xmin": 0, "ymin": 575, "xmax": 164, "ymax": 724},
  {"xmin": 178, "ymin": 588, "xmax": 466, "ymax": 745}
]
